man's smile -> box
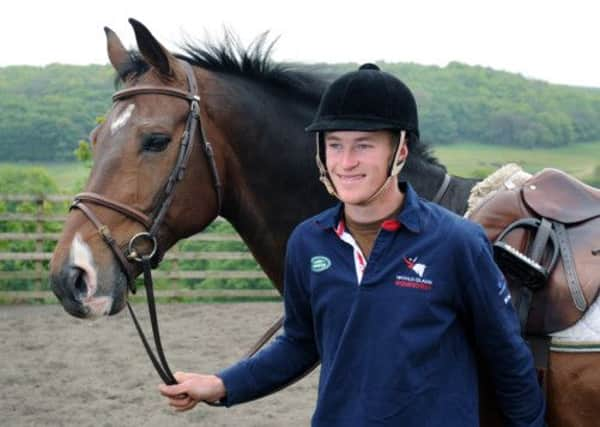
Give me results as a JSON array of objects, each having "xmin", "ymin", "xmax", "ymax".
[{"xmin": 336, "ymin": 173, "xmax": 366, "ymax": 183}]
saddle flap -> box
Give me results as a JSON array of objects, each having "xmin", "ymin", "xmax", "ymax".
[
  {"xmin": 522, "ymin": 168, "xmax": 600, "ymax": 224},
  {"xmin": 469, "ymin": 168, "xmax": 600, "ymax": 335}
]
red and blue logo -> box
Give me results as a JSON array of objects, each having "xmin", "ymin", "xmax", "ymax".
[{"xmin": 395, "ymin": 256, "xmax": 433, "ymax": 291}]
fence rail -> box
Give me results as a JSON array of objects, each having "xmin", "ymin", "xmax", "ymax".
[{"xmin": 0, "ymin": 194, "xmax": 275, "ymax": 302}]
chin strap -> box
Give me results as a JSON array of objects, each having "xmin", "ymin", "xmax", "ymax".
[
  {"xmin": 316, "ymin": 130, "xmax": 407, "ymax": 204},
  {"xmin": 316, "ymin": 134, "xmax": 339, "ymax": 197}
]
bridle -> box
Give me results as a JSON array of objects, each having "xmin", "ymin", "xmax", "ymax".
[{"xmin": 70, "ymin": 61, "xmax": 223, "ymax": 389}]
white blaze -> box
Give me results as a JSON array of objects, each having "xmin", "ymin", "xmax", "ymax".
[
  {"xmin": 70, "ymin": 233, "xmax": 112, "ymax": 317},
  {"xmin": 110, "ymin": 103, "xmax": 135, "ymax": 135}
]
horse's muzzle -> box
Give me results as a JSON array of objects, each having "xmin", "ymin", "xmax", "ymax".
[{"xmin": 50, "ymin": 262, "xmax": 125, "ymax": 318}]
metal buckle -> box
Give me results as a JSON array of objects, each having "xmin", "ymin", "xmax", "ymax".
[
  {"xmin": 190, "ymin": 98, "xmax": 200, "ymax": 118},
  {"xmin": 126, "ymin": 232, "xmax": 158, "ymax": 262}
]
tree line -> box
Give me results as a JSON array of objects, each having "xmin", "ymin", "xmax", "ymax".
[{"xmin": 1, "ymin": 62, "xmax": 599, "ymax": 161}]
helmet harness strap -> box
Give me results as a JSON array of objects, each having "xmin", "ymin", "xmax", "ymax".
[{"xmin": 316, "ymin": 133, "xmax": 338, "ymax": 198}]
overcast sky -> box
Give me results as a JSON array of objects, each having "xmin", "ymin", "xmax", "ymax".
[{"xmin": 1, "ymin": 0, "xmax": 598, "ymax": 88}]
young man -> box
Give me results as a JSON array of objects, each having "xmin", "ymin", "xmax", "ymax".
[{"xmin": 159, "ymin": 64, "xmax": 545, "ymax": 426}]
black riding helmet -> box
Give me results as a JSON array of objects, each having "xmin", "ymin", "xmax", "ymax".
[
  {"xmin": 305, "ymin": 63, "xmax": 419, "ymax": 135},
  {"xmin": 306, "ymin": 63, "xmax": 419, "ymax": 200}
]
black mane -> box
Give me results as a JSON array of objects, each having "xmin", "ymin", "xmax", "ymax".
[
  {"xmin": 178, "ymin": 31, "xmax": 329, "ymax": 104},
  {"xmin": 118, "ymin": 32, "xmax": 442, "ymax": 168}
]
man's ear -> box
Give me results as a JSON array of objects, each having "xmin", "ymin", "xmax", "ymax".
[{"xmin": 398, "ymin": 136, "xmax": 409, "ymax": 162}]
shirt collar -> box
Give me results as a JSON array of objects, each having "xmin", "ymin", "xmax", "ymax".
[
  {"xmin": 396, "ymin": 182, "xmax": 422, "ymax": 233},
  {"xmin": 313, "ymin": 181, "xmax": 422, "ymax": 234}
]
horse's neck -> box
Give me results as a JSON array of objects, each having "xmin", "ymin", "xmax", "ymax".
[
  {"xmin": 224, "ymin": 199, "xmax": 287, "ymax": 293},
  {"xmin": 218, "ymin": 130, "xmax": 331, "ymax": 294},
  {"xmin": 402, "ymin": 156, "xmax": 478, "ymax": 215}
]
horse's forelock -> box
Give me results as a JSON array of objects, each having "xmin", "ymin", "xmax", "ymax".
[{"xmin": 113, "ymin": 50, "xmax": 151, "ymax": 88}]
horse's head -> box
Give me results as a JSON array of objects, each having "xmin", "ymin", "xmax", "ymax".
[{"xmin": 50, "ymin": 19, "xmax": 223, "ymax": 318}]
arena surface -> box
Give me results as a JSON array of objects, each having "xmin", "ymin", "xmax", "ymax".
[{"xmin": 1, "ymin": 303, "xmax": 318, "ymax": 426}]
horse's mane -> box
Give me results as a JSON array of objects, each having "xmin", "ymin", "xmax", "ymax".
[
  {"xmin": 178, "ymin": 31, "xmax": 330, "ymax": 105},
  {"xmin": 118, "ymin": 32, "xmax": 443, "ymax": 168}
]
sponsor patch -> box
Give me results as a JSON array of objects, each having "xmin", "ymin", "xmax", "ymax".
[{"xmin": 311, "ymin": 256, "xmax": 331, "ymax": 273}]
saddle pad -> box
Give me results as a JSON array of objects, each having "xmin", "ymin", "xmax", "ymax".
[
  {"xmin": 465, "ymin": 163, "xmax": 531, "ymax": 218},
  {"xmin": 552, "ymin": 297, "xmax": 600, "ymax": 352}
]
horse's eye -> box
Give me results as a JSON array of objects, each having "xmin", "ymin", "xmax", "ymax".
[{"xmin": 142, "ymin": 133, "xmax": 172, "ymax": 152}]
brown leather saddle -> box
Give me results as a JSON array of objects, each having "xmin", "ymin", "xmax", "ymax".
[{"xmin": 469, "ymin": 168, "xmax": 600, "ymax": 335}]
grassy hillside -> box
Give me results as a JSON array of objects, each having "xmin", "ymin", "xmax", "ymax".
[{"xmin": 2, "ymin": 59, "xmax": 600, "ymax": 162}]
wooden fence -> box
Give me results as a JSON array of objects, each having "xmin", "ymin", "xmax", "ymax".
[{"xmin": 0, "ymin": 195, "xmax": 279, "ymax": 302}]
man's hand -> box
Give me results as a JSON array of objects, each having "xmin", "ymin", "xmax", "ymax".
[{"xmin": 158, "ymin": 372, "xmax": 226, "ymax": 412}]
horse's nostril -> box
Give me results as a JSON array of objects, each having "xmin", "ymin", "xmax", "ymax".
[{"xmin": 68, "ymin": 266, "xmax": 87, "ymax": 299}]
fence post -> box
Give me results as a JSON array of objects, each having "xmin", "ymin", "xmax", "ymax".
[
  {"xmin": 170, "ymin": 244, "xmax": 179, "ymax": 292},
  {"xmin": 35, "ymin": 195, "xmax": 44, "ymax": 290}
]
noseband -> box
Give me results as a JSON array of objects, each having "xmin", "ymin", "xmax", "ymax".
[{"xmin": 70, "ymin": 61, "xmax": 223, "ymax": 390}]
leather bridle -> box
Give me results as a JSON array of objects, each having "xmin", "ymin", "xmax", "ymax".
[{"xmin": 70, "ymin": 61, "xmax": 223, "ymax": 388}]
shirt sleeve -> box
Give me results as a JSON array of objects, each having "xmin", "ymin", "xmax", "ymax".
[
  {"xmin": 457, "ymin": 226, "xmax": 546, "ymax": 427},
  {"xmin": 216, "ymin": 231, "xmax": 319, "ymax": 406}
]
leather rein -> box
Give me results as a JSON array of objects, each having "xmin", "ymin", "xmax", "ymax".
[{"xmin": 70, "ymin": 61, "xmax": 225, "ymax": 391}]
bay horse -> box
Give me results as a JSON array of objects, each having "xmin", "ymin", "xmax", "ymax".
[{"xmin": 49, "ymin": 19, "xmax": 597, "ymax": 426}]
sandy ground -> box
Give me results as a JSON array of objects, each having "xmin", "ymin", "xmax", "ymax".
[{"xmin": 1, "ymin": 303, "xmax": 319, "ymax": 426}]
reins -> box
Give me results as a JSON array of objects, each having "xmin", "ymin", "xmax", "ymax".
[{"xmin": 70, "ymin": 61, "xmax": 226, "ymax": 395}]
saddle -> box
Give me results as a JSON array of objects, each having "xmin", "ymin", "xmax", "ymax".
[{"xmin": 469, "ymin": 168, "xmax": 600, "ymax": 335}]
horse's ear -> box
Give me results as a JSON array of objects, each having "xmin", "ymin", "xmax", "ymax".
[
  {"xmin": 105, "ymin": 27, "xmax": 130, "ymax": 80},
  {"xmin": 129, "ymin": 18, "xmax": 176, "ymax": 77}
]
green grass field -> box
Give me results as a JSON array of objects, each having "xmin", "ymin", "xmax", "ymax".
[
  {"xmin": 41, "ymin": 162, "xmax": 89, "ymax": 191},
  {"xmin": 0, "ymin": 161, "xmax": 89, "ymax": 194},
  {"xmin": 434, "ymin": 141, "xmax": 600, "ymax": 183}
]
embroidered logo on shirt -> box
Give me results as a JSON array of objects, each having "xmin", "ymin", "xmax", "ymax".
[
  {"xmin": 396, "ymin": 256, "xmax": 433, "ymax": 291},
  {"xmin": 403, "ymin": 256, "xmax": 426, "ymax": 278},
  {"xmin": 311, "ymin": 256, "xmax": 332, "ymax": 273}
]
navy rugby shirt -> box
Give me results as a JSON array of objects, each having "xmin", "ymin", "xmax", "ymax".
[{"xmin": 218, "ymin": 183, "xmax": 545, "ymax": 427}]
